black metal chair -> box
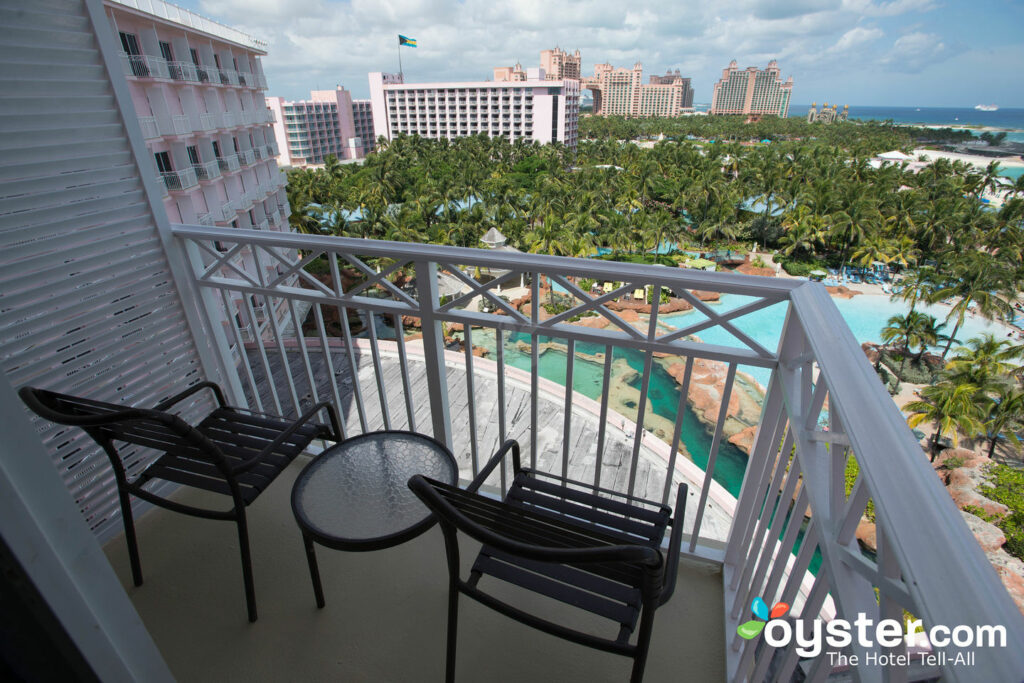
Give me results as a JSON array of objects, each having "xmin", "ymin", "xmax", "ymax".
[
  {"xmin": 19, "ymin": 382, "xmax": 341, "ymax": 622},
  {"xmin": 409, "ymin": 439, "xmax": 687, "ymax": 682}
]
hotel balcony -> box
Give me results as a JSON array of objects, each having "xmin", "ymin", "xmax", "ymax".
[
  {"xmin": 196, "ymin": 211, "xmax": 216, "ymax": 226},
  {"xmin": 256, "ymin": 218, "xmax": 269, "ymax": 230},
  {"xmin": 159, "ymin": 167, "xmax": 198, "ymax": 192},
  {"xmin": 192, "ymin": 160, "xmax": 221, "ymax": 182},
  {"xmin": 238, "ymin": 149, "xmax": 256, "ymax": 166},
  {"xmin": 119, "ymin": 52, "xmax": 169, "ymax": 79},
  {"xmin": 253, "ymin": 145, "xmax": 266, "ymax": 161},
  {"xmin": 166, "ymin": 61, "xmax": 198, "ymax": 82},
  {"xmin": 217, "ymin": 154, "xmax": 241, "ymax": 174},
  {"xmin": 169, "ymin": 114, "xmax": 190, "ymax": 136},
  {"xmin": 198, "ymin": 112, "xmax": 219, "ymax": 132},
  {"xmin": 138, "ymin": 115, "xmax": 160, "ymax": 139},
  {"xmin": 221, "ymin": 111, "xmax": 236, "ymax": 128},
  {"xmin": 18, "ymin": 220, "xmax": 1022, "ymax": 682},
  {"xmin": 218, "ymin": 199, "xmax": 240, "ymax": 222}
]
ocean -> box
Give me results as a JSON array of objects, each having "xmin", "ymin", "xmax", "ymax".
[{"xmin": 789, "ymin": 105, "xmax": 1024, "ymax": 142}]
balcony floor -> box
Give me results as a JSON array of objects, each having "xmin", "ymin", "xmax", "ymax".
[{"xmin": 103, "ymin": 455, "xmax": 726, "ymax": 682}]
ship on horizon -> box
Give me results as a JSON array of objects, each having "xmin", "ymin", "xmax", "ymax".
[{"xmin": 975, "ymin": 104, "xmax": 999, "ymax": 112}]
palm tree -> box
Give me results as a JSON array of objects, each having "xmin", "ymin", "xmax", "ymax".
[
  {"xmin": 945, "ymin": 333, "xmax": 1023, "ymax": 388},
  {"xmin": 880, "ymin": 311, "xmax": 946, "ymax": 390},
  {"xmin": 982, "ymin": 386, "xmax": 1024, "ymax": 459},
  {"xmin": 934, "ymin": 254, "xmax": 1014, "ymax": 357},
  {"xmin": 904, "ymin": 381, "xmax": 985, "ymax": 461}
]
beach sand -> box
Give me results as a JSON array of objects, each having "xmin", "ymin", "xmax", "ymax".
[{"xmin": 911, "ymin": 147, "xmax": 1024, "ymax": 169}]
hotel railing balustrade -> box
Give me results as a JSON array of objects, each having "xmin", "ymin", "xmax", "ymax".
[
  {"xmin": 159, "ymin": 167, "xmax": 198, "ymax": 192},
  {"xmin": 162, "ymin": 225, "xmax": 1024, "ymax": 683},
  {"xmin": 217, "ymin": 154, "xmax": 240, "ymax": 174},
  {"xmin": 192, "ymin": 160, "xmax": 221, "ymax": 182}
]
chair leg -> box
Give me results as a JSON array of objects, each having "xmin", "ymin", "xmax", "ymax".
[
  {"xmin": 629, "ymin": 600, "xmax": 658, "ymax": 683},
  {"xmin": 117, "ymin": 487, "xmax": 143, "ymax": 587},
  {"xmin": 302, "ymin": 533, "xmax": 325, "ymax": 608},
  {"xmin": 236, "ymin": 510, "xmax": 257, "ymax": 623},
  {"xmin": 445, "ymin": 581, "xmax": 459, "ymax": 683}
]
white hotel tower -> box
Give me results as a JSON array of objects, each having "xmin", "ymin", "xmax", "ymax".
[{"xmin": 368, "ymin": 69, "xmax": 579, "ymax": 148}]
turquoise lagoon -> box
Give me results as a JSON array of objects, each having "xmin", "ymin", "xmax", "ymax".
[{"xmin": 444, "ymin": 292, "xmax": 1010, "ymax": 500}]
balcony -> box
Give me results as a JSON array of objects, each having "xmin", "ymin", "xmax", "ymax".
[
  {"xmin": 197, "ymin": 211, "xmax": 216, "ymax": 226},
  {"xmin": 192, "ymin": 160, "xmax": 221, "ymax": 181},
  {"xmin": 238, "ymin": 149, "xmax": 256, "ymax": 166},
  {"xmin": 221, "ymin": 111, "xmax": 236, "ymax": 128},
  {"xmin": 74, "ymin": 225, "xmax": 1012, "ymax": 681},
  {"xmin": 119, "ymin": 52, "xmax": 169, "ymax": 79},
  {"xmin": 169, "ymin": 114, "xmax": 191, "ymax": 136},
  {"xmin": 198, "ymin": 112, "xmax": 218, "ymax": 131},
  {"xmin": 166, "ymin": 61, "xmax": 198, "ymax": 82},
  {"xmin": 217, "ymin": 154, "xmax": 240, "ymax": 173},
  {"xmin": 218, "ymin": 199, "xmax": 239, "ymax": 222},
  {"xmin": 159, "ymin": 167, "xmax": 198, "ymax": 192},
  {"xmin": 253, "ymin": 145, "xmax": 266, "ymax": 161},
  {"xmin": 138, "ymin": 115, "xmax": 160, "ymax": 139},
  {"xmin": 256, "ymin": 218, "xmax": 269, "ymax": 230}
]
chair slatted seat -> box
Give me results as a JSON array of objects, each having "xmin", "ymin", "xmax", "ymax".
[
  {"xmin": 19, "ymin": 382, "xmax": 341, "ymax": 622},
  {"xmin": 409, "ymin": 439, "xmax": 687, "ymax": 682}
]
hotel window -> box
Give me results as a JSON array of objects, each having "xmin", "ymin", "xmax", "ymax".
[{"xmin": 153, "ymin": 151, "xmax": 173, "ymax": 173}]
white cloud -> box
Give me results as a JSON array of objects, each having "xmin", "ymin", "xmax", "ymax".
[
  {"xmin": 181, "ymin": 0, "xmax": 1003, "ymax": 106},
  {"xmin": 881, "ymin": 31, "xmax": 958, "ymax": 72},
  {"xmin": 830, "ymin": 26, "xmax": 884, "ymax": 52}
]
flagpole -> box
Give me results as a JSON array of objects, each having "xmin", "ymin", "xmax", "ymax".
[{"xmin": 397, "ymin": 37, "xmax": 403, "ymax": 79}]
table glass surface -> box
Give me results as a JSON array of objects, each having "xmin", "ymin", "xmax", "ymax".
[{"xmin": 293, "ymin": 432, "xmax": 457, "ymax": 543}]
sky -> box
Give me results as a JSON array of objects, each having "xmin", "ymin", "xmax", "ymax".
[{"xmin": 174, "ymin": 0, "xmax": 1024, "ymax": 107}]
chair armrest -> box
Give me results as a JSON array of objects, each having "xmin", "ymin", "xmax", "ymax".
[
  {"xmin": 409, "ymin": 475, "xmax": 662, "ymax": 568},
  {"xmin": 153, "ymin": 381, "xmax": 227, "ymax": 411},
  {"xmin": 659, "ymin": 483, "xmax": 688, "ymax": 606},
  {"xmin": 467, "ymin": 439, "xmax": 521, "ymax": 493},
  {"xmin": 232, "ymin": 401, "xmax": 340, "ymax": 474}
]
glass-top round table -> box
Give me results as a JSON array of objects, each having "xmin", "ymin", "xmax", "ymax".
[{"xmin": 291, "ymin": 430, "xmax": 458, "ymax": 608}]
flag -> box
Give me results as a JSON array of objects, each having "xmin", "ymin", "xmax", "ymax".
[{"xmin": 398, "ymin": 34, "xmax": 417, "ymax": 47}]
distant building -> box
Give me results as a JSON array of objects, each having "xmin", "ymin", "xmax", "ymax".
[
  {"xmin": 267, "ymin": 87, "xmax": 366, "ymax": 167},
  {"xmin": 105, "ymin": 0, "xmax": 287, "ymax": 230},
  {"xmin": 584, "ymin": 63, "xmax": 694, "ymax": 118},
  {"xmin": 495, "ymin": 49, "xmax": 581, "ymax": 83},
  {"xmin": 368, "ymin": 70, "xmax": 579, "ymax": 148},
  {"xmin": 352, "ymin": 100, "xmax": 376, "ymax": 152},
  {"xmin": 807, "ymin": 102, "xmax": 848, "ymax": 124},
  {"xmin": 540, "ymin": 48, "xmax": 581, "ymax": 81},
  {"xmin": 710, "ymin": 60, "xmax": 792, "ymax": 117},
  {"xmin": 493, "ymin": 63, "xmax": 527, "ymax": 82}
]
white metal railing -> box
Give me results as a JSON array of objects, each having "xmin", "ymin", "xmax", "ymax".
[
  {"xmin": 156, "ymin": 173, "xmax": 168, "ymax": 196},
  {"xmin": 198, "ymin": 112, "xmax": 218, "ymax": 131},
  {"xmin": 279, "ymin": 202, "xmax": 291, "ymax": 218},
  {"xmin": 238, "ymin": 149, "xmax": 256, "ymax": 166},
  {"xmin": 236, "ymin": 71, "xmax": 250, "ymax": 87},
  {"xmin": 242, "ymin": 191, "xmax": 259, "ymax": 206},
  {"xmin": 170, "ymin": 114, "xmax": 190, "ymax": 136},
  {"xmin": 197, "ymin": 212, "xmax": 215, "ymax": 226},
  {"xmin": 221, "ymin": 111, "xmax": 236, "ymax": 128},
  {"xmin": 268, "ymin": 208, "xmax": 281, "ymax": 225},
  {"xmin": 159, "ymin": 167, "xmax": 198, "ymax": 191},
  {"xmin": 166, "ymin": 227, "xmax": 1024, "ymax": 682},
  {"xmin": 257, "ymin": 219, "xmax": 269, "ymax": 230},
  {"xmin": 218, "ymin": 200, "xmax": 238, "ymax": 222},
  {"xmin": 253, "ymin": 145, "xmax": 264, "ymax": 161},
  {"xmin": 166, "ymin": 61, "xmax": 198, "ymax": 82},
  {"xmin": 217, "ymin": 69, "xmax": 238, "ymax": 86},
  {"xmin": 192, "ymin": 160, "xmax": 220, "ymax": 181},
  {"xmin": 138, "ymin": 115, "xmax": 159, "ymax": 139},
  {"xmin": 217, "ymin": 154, "xmax": 240, "ymax": 173},
  {"xmin": 107, "ymin": 0, "xmax": 266, "ymax": 50},
  {"xmin": 119, "ymin": 52, "xmax": 168, "ymax": 79}
]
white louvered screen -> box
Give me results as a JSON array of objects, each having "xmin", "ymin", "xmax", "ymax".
[{"xmin": 0, "ymin": 0, "xmax": 212, "ymax": 539}]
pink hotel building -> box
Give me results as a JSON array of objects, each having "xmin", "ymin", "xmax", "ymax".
[{"xmin": 104, "ymin": 0, "xmax": 289, "ymax": 230}]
